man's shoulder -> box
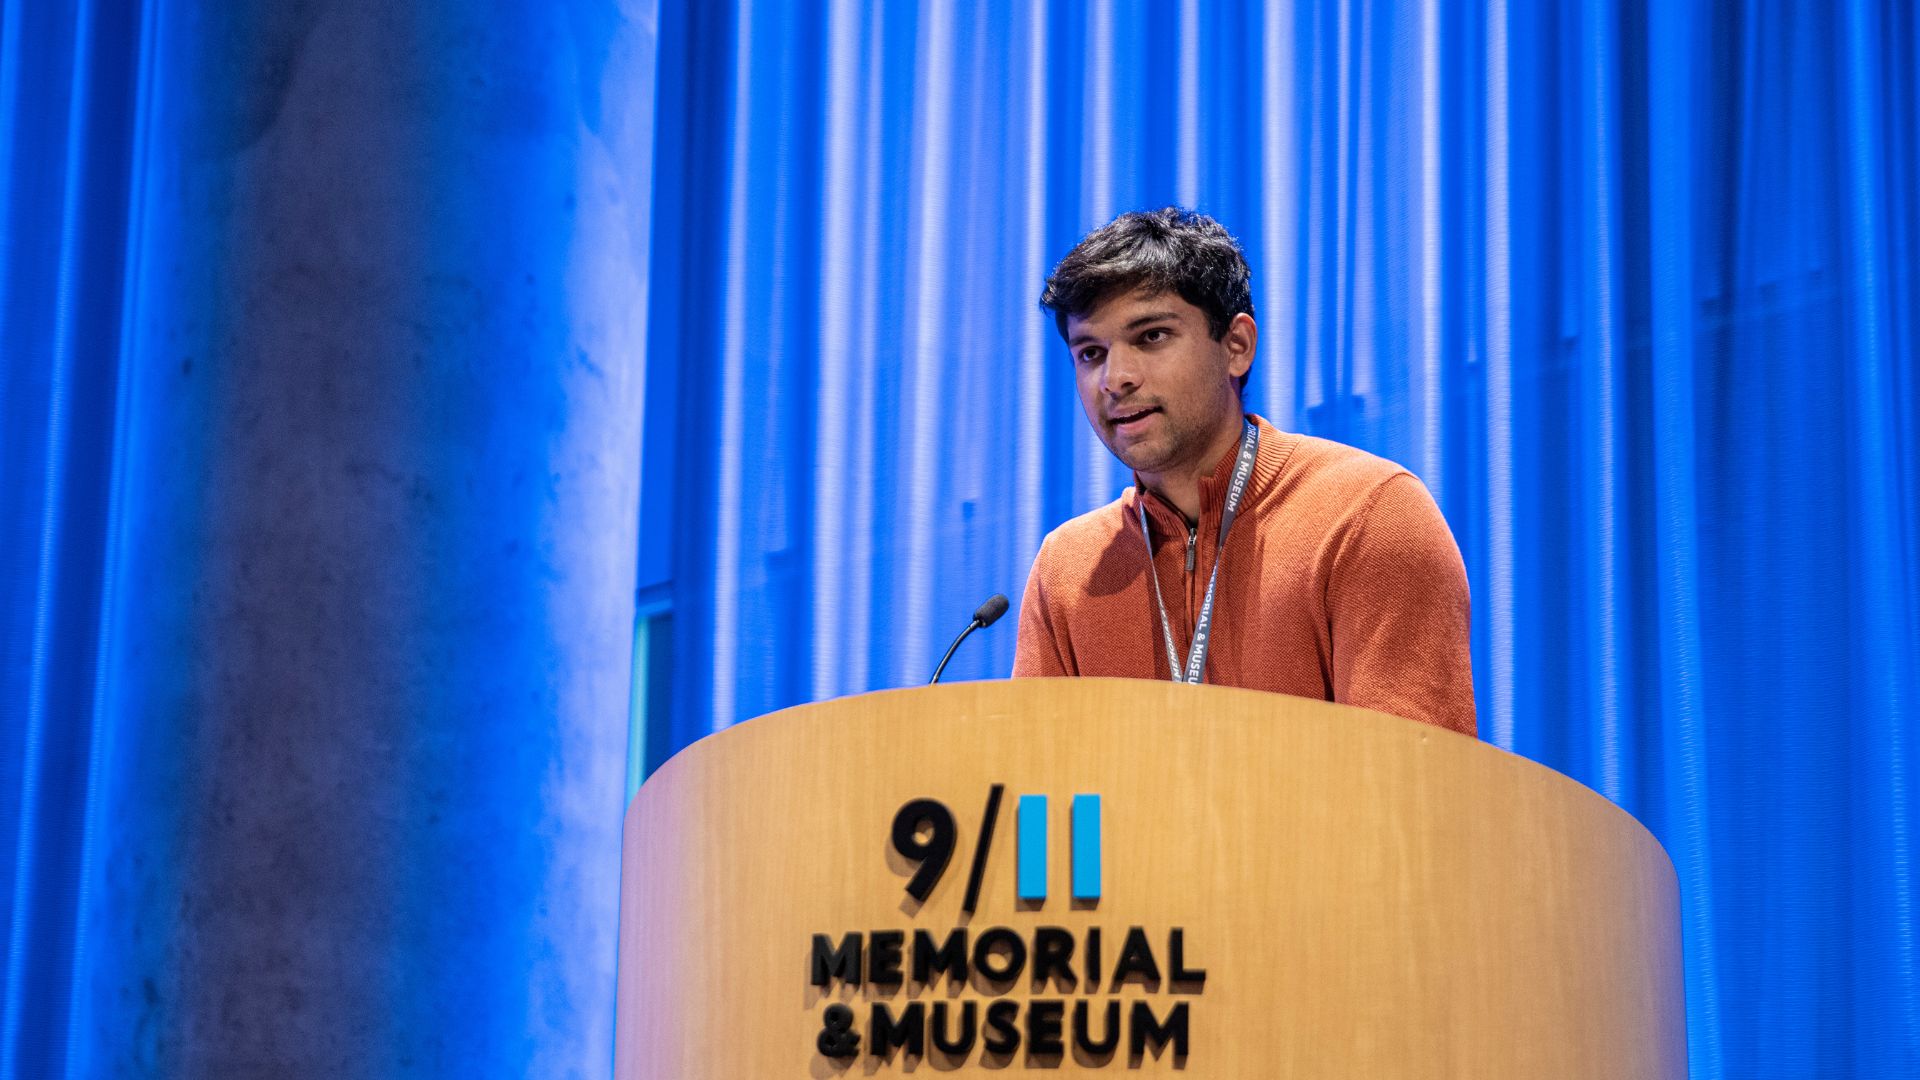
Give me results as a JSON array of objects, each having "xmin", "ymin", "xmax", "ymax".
[
  {"xmin": 1035, "ymin": 494, "xmax": 1133, "ymax": 568},
  {"xmin": 1268, "ymin": 431, "xmax": 1420, "ymax": 515},
  {"xmin": 1267, "ymin": 432, "xmax": 1458, "ymax": 568}
]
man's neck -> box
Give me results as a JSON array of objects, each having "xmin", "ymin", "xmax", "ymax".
[{"xmin": 1139, "ymin": 414, "xmax": 1247, "ymax": 524}]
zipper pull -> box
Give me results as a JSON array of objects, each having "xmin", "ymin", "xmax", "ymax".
[{"xmin": 1185, "ymin": 526, "xmax": 1197, "ymax": 573}]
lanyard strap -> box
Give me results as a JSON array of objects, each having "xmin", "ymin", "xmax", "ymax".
[{"xmin": 1135, "ymin": 419, "xmax": 1260, "ymax": 684}]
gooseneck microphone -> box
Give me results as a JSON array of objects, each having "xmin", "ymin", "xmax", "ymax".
[{"xmin": 929, "ymin": 594, "xmax": 1011, "ymax": 684}]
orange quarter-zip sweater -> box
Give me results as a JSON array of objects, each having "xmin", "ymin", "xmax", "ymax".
[{"xmin": 1012, "ymin": 415, "xmax": 1477, "ymax": 736}]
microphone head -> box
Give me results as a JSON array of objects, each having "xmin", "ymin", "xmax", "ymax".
[{"xmin": 973, "ymin": 594, "xmax": 1010, "ymax": 628}]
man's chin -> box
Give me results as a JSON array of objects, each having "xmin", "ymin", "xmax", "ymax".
[{"xmin": 1105, "ymin": 437, "xmax": 1175, "ymax": 476}]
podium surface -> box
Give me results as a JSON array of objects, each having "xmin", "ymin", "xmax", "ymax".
[{"xmin": 615, "ymin": 679, "xmax": 1684, "ymax": 1078}]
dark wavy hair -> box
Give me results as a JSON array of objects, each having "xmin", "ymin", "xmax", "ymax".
[{"xmin": 1039, "ymin": 208, "xmax": 1256, "ymax": 374}]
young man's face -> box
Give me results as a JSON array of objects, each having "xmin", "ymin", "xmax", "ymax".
[{"xmin": 1065, "ymin": 288, "xmax": 1256, "ymax": 482}]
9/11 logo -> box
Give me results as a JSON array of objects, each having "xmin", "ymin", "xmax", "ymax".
[
  {"xmin": 807, "ymin": 786, "xmax": 1202, "ymax": 1065},
  {"xmin": 891, "ymin": 784, "xmax": 1101, "ymax": 909}
]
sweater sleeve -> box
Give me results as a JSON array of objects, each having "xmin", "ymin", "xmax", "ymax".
[
  {"xmin": 1012, "ymin": 532, "xmax": 1074, "ymax": 677},
  {"xmin": 1325, "ymin": 473, "xmax": 1477, "ymax": 736}
]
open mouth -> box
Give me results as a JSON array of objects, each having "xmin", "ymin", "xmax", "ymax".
[{"xmin": 1110, "ymin": 406, "xmax": 1161, "ymax": 432}]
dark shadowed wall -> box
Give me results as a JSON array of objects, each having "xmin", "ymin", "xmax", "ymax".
[{"xmin": 3, "ymin": 1, "xmax": 656, "ymax": 1076}]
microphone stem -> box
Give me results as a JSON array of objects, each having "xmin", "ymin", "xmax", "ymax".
[{"xmin": 929, "ymin": 619, "xmax": 983, "ymax": 684}]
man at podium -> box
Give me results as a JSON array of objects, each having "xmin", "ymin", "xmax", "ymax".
[{"xmin": 1013, "ymin": 208, "xmax": 1477, "ymax": 737}]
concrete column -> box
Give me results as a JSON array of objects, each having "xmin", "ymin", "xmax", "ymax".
[{"xmin": 74, "ymin": 2, "xmax": 654, "ymax": 1075}]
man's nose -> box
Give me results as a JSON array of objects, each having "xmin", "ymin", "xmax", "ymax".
[{"xmin": 1102, "ymin": 349, "xmax": 1141, "ymax": 396}]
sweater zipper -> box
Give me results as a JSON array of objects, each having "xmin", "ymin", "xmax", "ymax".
[{"xmin": 1184, "ymin": 525, "xmax": 1197, "ymax": 573}]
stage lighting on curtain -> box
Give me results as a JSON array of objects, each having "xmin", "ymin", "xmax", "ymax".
[{"xmin": 640, "ymin": 2, "xmax": 1918, "ymax": 1077}]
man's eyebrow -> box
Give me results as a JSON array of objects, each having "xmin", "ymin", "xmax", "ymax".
[
  {"xmin": 1123, "ymin": 311, "xmax": 1181, "ymax": 331},
  {"xmin": 1067, "ymin": 311, "xmax": 1181, "ymax": 348}
]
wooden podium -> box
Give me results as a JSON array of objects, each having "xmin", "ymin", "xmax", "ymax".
[{"xmin": 614, "ymin": 679, "xmax": 1685, "ymax": 1078}]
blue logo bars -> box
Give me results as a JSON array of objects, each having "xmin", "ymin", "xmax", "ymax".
[{"xmin": 1015, "ymin": 794, "xmax": 1102, "ymax": 902}]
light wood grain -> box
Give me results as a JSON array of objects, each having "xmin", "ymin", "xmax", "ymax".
[{"xmin": 615, "ymin": 679, "xmax": 1685, "ymax": 1078}]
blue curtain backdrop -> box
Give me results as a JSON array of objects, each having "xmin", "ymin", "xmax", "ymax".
[
  {"xmin": 1, "ymin": 0, "xmax": 143, "ymax": 1073},
  {"xmin": 3, "ymin": 0, "xmax": 1915, "ymax": 1077},
  {"xmin": 640, "ymin": 1, "xmax": 1917, "ymax": 1077}
]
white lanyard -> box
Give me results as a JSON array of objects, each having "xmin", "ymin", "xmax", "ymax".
[{"xmin": 1134, "ymin": 419, "xmax": 1259, "ymax": 684}]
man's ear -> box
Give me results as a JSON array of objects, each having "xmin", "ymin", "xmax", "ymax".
[{"xmin": 1224, "ymin": 312, "xmax": 1257, "ymax": 380}]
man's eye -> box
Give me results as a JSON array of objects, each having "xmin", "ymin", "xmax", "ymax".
[
  {"xmin": 1141, "ymin": 328, "xmax": 1170, "ymax": 344},
  {"xmin": 1078, "ymin": 348, "xmax": 1105, "ymax": 365}
]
